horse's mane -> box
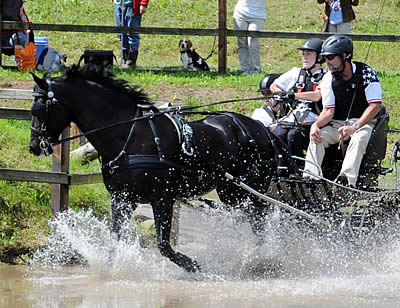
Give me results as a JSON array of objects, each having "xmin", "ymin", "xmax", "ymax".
[{"xmin": 62, "ymin": 64, "xmax": 153, "ymax": 106}]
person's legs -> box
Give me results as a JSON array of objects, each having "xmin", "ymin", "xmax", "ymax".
[
  {"xmin": 233, "ymin": 14, "xmax": 251, "ymax": 74},
  {"xmin": 327, "ymin": 22, "xmax": 352, "ymax": 33},
  {"xmin": 118, "ymin": 5, "xmax": 140, "ymax": 69},
  {"xmin": 287, "ymin": 126, "xmax": 309, "ymax": 158},
  {"xmin": 336, "ymin": 22, "xmax": 352, "ymax": 33},
  {"xmin": 327, "ymin": 23, "xmax": 338, "ymax": 33},
  {"xmin": 247, "ymin": 17, "xmax": 264, "ymax": 73},
  {"xmin": 303, "ymin": 124, "xmax": 341, "ymax": 178},
  {"xmin": 114, "ymin": 3, "xmax": 128, "ymax": 50},
  {"xmin": 340, "ymin": 121, "xmax": 375, "ymax": 186},
  {"xmin": 127, "ymin": 14, "xmax": 142, "ymax": 51},
  {"xmin": 274, "ymin": 125, "xmax": 290, "ymax": 145}
]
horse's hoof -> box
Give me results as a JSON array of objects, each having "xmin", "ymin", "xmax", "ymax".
[{"xmin": 186, "ymin": 260, "xmax": 201, "ymax": 273}]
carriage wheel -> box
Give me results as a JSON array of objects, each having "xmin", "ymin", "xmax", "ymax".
[{"xmin": 337, "ymin": 194, "xmax": 400, "ymax": 246}]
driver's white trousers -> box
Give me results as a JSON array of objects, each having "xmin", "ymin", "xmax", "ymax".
[{"xmin": 303, "ymin": 120, "xmax": 376, "ymax": 187}]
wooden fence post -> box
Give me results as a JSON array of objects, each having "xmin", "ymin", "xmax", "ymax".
[
  {"xmin": 0, "ymin": 0, "xmax": 3, "ymax": 67},
  {"xmin": 218, "ymin": 0, "xmax": 227, "ymax": 74},
  {"xmin": 51, "ymin": 126, "xmax": 70, "ymax": 217}
]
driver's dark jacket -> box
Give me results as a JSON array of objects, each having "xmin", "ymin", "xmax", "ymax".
[{"xmin": 331, "ymin": 62, "xmax": 370, "ymax": 120}]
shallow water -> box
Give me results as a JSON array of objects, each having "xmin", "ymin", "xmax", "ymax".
[{"xmin": 2, "ymin": 204, "xmax": 400, "ymax": 307}]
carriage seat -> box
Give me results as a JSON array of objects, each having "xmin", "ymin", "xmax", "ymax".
[{"xmin": 321, "ymin": 104, "xmax": 389, "ymax": 187}]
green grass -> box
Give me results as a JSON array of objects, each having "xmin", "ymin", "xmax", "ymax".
[
  {"xmin": 4, "ymin": 0, "xmax": 399, "ymax": 72},
  {"xmin": 0, "ymin": 0, "xmax": 400, "ymax": 262}
]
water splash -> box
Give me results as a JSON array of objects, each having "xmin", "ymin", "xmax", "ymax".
[
  {"xmin": 29, "ymin": 204, "xmax": 400, "ymax": 284},
  {"xmin": 30, "ymin": 209, "xmax": 172, "ymax": 281}
]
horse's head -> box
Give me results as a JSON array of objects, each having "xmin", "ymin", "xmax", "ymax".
[{"xmin": 29, "ymin": 72, "xmax": 71, "ymax": 156}]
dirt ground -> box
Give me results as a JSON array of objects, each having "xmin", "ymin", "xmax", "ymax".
[
  {"xmin": 0, "ymin": 80, "xmax": 34, "ymax": 90},
  {"xmin": 0, "ymin": 80, "xmax": 242, "ymax": 105}
]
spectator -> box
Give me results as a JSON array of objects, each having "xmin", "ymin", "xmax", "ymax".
[
  {"xmin": 233, "ymin": 0, "xmax": 266, "ymax": 75},
  {"xmin": 113, "ymin": 0, "xmax": 149, "ymax": 69},
  {"xmin": 1, "ymin": 0, "xmax": 30, "ymax": 56},
  {"xmin": 270, "ymin": 38, "xmax": 325, "ymax": 159},
  {"xmin": 251, "ymin": 74, "xmax": 284, "ymax": 129},
  {"xmin": 14, "ymin": 30, "xmax": 36, "ymax": 70},
  {"xmin": 303, "ymin": 35, "xmax": 382, "ymax": 187},
  {"xmin": 318, "ymin": 0, "xmax": 359, "ymax": 33}
]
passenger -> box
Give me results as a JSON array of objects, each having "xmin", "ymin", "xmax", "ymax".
[
  {"xmin": 251, "ymin": 74, "xmax": 284, "ymax": 129},
  {"xmin": 303, "ymin": 35, "xmax": 382, "ymax": 187},
  {"xmin": 270, "ymin": 38, "xmax": 326, "ymax": 159}
]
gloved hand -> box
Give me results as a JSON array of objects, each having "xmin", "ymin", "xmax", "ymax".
[{"xmin": 273, "ymin": 91, "xmax": 295, "ymax": 101}]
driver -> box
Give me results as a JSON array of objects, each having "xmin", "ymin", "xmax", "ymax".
[
  {"xmin": 303, "ymin": 35, "xmax": 382, "ymax": 187},
  {"xmin": 270, "ymin": 38, "xmax": 326, "ymax": 159}
]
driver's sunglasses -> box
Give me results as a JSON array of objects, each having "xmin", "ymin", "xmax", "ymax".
[{"xmin": 324, "ymin": 54, "xmax": 339, "ymax": 61}]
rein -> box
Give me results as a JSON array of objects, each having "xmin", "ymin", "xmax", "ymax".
[
  {"xmin": 364, "ymin": 0, "xmax": 386, "ymax": 63},
  {"xmin": 51, "ymin": 96, "xmax": 265, "ymax": 146}
]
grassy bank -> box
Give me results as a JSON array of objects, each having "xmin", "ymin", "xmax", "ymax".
[{"xmin": 1, "ymin": 0, "xmax": 400, "ymax": 264}]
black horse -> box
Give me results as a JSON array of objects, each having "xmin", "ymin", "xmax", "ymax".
[{"xmin": 29, "ymin": 65, "xmax": 288, "ymax": 272}]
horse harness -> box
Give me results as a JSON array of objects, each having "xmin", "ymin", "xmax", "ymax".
[
  {"xmin": 31, "ymin": 80, "xmax": 282, "ymax": 178},
  {"xmin": 31, "ymin": 79, "xmax": 66, "ymax": 156},
  {"xmin": 102, "ymin": 106, "xmax": 195, "ymax": 174}
]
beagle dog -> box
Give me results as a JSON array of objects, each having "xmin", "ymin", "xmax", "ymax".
[{"xmin": 179, "ymin": 38, "xmax": 210, "ymax": 72}]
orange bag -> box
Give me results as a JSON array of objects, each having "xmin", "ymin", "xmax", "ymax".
[{"xmin": 14, "ymin": 42, "xmax": 37, "ymax": 70}]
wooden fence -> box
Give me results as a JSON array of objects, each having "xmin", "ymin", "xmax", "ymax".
[
  {"xmin": 1, "ymin": 0, "xmax": 400, "ymax": 73},
  {"xmin": 0, "ymin": 88, "xmax": 103, "ymax": 216},
  {"xmin": 0, "ymin": 88, "xmax": 179, "ymax": 217}
]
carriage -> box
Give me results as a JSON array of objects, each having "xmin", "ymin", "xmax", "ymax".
[
  {"xmin": 251, "ymin": 103, "xmax": 400, "ymax": 246},
  {"xmin": 28, "ymin": 65, "xmax": 400, "ymax": 272},
  {"xmin": 196, "ymin": 100, "xmax": 400, "ymax": 247}
]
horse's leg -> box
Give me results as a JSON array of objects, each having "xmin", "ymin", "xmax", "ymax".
[
  {"xmin": 247, "ymin": 202, "xmax": 271, "ymax": 245},
  {"xmin": 111, "ymin": 194, "xmax": 136, "ymax": 241},
  {"xmin": 218, "ymin": 185, "xmax": 270, "ymax": 245},
  {"xmin": 151, "ymin": 199, "xmax": 201, "ymax": 272}
]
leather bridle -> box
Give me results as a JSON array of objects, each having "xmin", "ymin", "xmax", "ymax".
[{"xmin": 30, "ymin": 79, "xmax": 63, "ymax": 156}]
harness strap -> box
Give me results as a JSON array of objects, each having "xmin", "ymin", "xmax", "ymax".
[
  {"xmin": 107, "ymin": 108, "xmax": 141, "ymax": 169},
  {"xmin": 165, "ymin": 112, "xmax": 183, "ymax": 144},
  {"xmin": 222, "ymin": 113, "xmax": 267, "ymax": 178},
  {"xmin": 146, "ymin": 111, "xmax": 166, "ymax": 162},
  {"xmin": 224, "ymin": 113, "xmax": 258, "ymax": 151},
  {"xmin": 118, "ymin": 154, "xmax": 183, "ymax": 170}
]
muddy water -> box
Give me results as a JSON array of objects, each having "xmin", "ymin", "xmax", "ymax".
[{"xmin": 2, "ymin": 204, "xmax": 400, "ymax": 307}]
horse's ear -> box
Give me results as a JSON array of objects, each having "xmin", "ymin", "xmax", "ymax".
[
  {"xmin": 43, "ymin": 71, "xmax": 52, "ymax": 80},
  {"xmin": 31, "ymin": 72, "xmax": 48, "ymax": 91}
]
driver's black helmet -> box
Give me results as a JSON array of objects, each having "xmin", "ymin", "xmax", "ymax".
[
  {"xmin": 320, "ymin": 34, "xmax": 353, "ymax": 60},
  {"xmin": 258, "ymin": 73, "xmax": 280, "ymax": 92}
]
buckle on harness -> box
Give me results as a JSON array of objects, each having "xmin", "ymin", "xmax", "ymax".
[
  {"xmin": 182, "ymin": 123, "xmax": 194, "ymax": 156},
  {"xmin": 143, "ymin": 110, "xmax": 155, "ymax": 118}
]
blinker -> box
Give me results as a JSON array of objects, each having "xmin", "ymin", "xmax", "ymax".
[{"xmin": 31, "ymin": 103, "xmax": 47, "ymax": 117}]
